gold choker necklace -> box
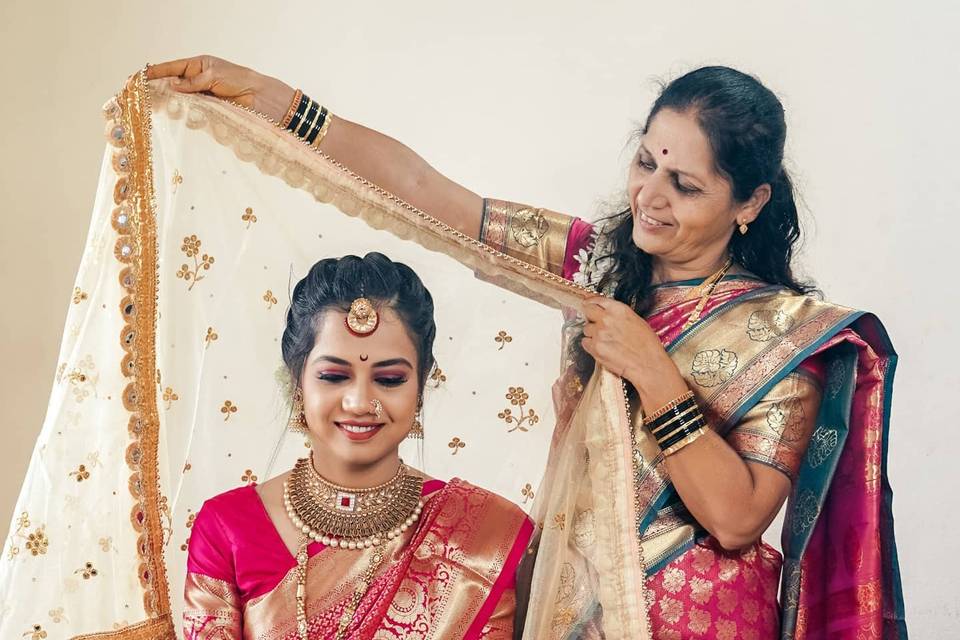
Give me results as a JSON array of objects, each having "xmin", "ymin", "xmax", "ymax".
[{"xmin": 283, "ymin": 456, "xmax": 424, "ymax": 550}]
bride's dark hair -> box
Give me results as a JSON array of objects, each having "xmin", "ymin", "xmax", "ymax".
[{"xmin": 281, "ymin": 252, "xmax": 437, "ymax": 394}]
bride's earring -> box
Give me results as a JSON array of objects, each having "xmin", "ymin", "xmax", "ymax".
[
  {"xmin": 288, "ymin": 387, "xmax": 308, "ymax": 434},
  {"xmin": 407, "ymin": 398, "xmax": 424, "ymax": 440}
]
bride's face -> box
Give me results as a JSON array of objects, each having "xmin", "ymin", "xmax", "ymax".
[{"xmin": 299, "ymin": 307, "xmax": 420, "ymax": 471}]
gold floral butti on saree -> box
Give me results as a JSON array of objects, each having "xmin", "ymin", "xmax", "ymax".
[{"xmin": 0, "ymin": 70, "xmax": 655, "ymax": 640}]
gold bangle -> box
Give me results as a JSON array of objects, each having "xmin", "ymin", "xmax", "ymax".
[
  {"xmin": 280, "ymin": 89, "xmax": 304, "ymax": 129},
  {"xmin": 312, "ymin": 111, "xmax": 332, "ymax": 149},
  {"xmin": 662, "ymin": 428, "xmax": 706, "ymax": 457},
  {"xmin": 643, "ymin": 391, "xmax": 695, "ymax": 425}
]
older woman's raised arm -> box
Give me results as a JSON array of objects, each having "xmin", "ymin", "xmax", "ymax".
[{"xmin": 148, "ymin": 55, "xmax": 483, "ymax": 238}]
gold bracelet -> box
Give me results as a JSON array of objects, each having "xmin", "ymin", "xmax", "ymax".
[
  {"xmin": 280, "ymin": 89, "xmax": 304, "ymax": 129},
  {"xmin": 642, "ymin": 391, "xmax": 695, "ymax": 426},
  {"xmin": 662, "ymin": 428, "xmax": 706, "ymax": 457},
  {"xmin": 312, "ymin": 111, "xmax": 333, "ymax": 149}
]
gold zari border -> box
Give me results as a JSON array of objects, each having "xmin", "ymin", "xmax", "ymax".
[
  {"xmin": 480, "ymin": 199, "xmax": 575, "ymax": 276},
  {"xmin": 71, "ymin": 614, "xmax": 175, "ymax": 640},
  {"xmin": 99, "ymin": 68, "xmax": 171, "ymax": 633}
]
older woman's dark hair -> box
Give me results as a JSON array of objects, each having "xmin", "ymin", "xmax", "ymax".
[
  {"xmin": 597, "ymin": 65, "xmax": 815, "ymax": 314},
  {"xmin": 281, "ymin": 252, "xmax": 437, "ymax": 394}
]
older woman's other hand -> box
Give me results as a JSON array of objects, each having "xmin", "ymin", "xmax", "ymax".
[
  {"xmin": 147, "ymin": 55, "xmax": 295, "ymax": 122},
  {"xmin": 580, "ymin": 296, "xmax": 687, "ymax": 400}
]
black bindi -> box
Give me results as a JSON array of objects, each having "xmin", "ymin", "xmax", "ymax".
[{"xmin": 662, "ymin": 148, "xmax": 669, "ymax": 155}]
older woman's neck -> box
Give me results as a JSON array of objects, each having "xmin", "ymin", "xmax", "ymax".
[{"xmin": 651, "ymin": 252, "xmax": 732, "ymax": 285}]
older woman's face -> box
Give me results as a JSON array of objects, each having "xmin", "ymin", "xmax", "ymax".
[
  {"xmin": 299, "ymin": 307, "xmax": 420, "ymax": 470},
  {"xmin": 627, "ymin": 108, "xmax": 749, "ymax": 268}
]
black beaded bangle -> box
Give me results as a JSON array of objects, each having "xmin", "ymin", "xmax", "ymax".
[
  {"xmin": 305, "ymin": 106, "xmax": 328, "ymax": 145},
  {"xmin": 654, "ymin": 417, "xmax": 701, "ymax": 448},
  {"xmin": 658, "ymin": 415, "xmax": 707, "ymax": 450},
  {"xmin": 296, "ymin": 100, "xmax": 320, "ymax": 138},
  {"xmin": 286, "ymin": 93, "xmax": 310, "ymax": 132},
  {"xmin": 647, "ymin": 397, "xmax": 698, "ymax": 432},
  {"xmin": 650, "ymin": 403, "xmax": 700, "ymax": 436}
]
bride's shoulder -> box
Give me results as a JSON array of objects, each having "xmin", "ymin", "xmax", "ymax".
[{"xmin": 441, "ymin": 478, "xmax": 528, "ymax": 519}]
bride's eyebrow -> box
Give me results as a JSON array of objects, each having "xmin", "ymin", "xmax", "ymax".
[
  {"xmin": 372, "ymin": 358, "xmax": 413, "ymax": 369},
  {"xmin": 310, "ymin": 355, "xmax": 351, "ymax": 366}
]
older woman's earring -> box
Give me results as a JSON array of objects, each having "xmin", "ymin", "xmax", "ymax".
[
  {"xmin": 739, "ymin": 220, "xmax": 749, "ymax": 235},
  {"xmin": 288, "ymin": 388, "xmax": 308, "ymax": 434},
  {"xmin": 407, "ymin": 401, "xmax": 424, "ymax": 440}
]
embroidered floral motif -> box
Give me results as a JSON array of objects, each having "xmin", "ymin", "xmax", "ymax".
[
  {"xmin": 162, "ymin": 386, "xmax": 179, "ymax": 410},
  {"xmin": 428, "ymin": 366, "xmax": 447, "ymax": 388},
  {"xmin": 521, "ymin": 483, "xmax": 535, "ymax": 504},
  {"xmin": 75, "ymin": 561, "xmax": 99, "ymax": 579},
  {"xmin": 494, "ymin": 330, "xmax": 513, "ymax": 350},
  {"xmin": 72, "ymin": 287, "xmax": 88, "ymax": 304},
  {"xmin": 241, "ymin": 469, "xmax": 258, "ymax": 485},
  {"xmin": 220, "ymin": 400, "xmax": 237, "ymax": 421},
  {"xmin": 66, "ymin": 355, "xmax": 99, "ymax": 403},
  {"xmin": 746, "ymin": 309, "xmax": 794, "ymax": 342},
  {"xmin": 242, "ymin": 206, "xmax": 257, "ymax": 228},
  {"xmin": 204, "ymin": 326, "xmax": 219, "ymax": 348},
  {"xmin": 48, "ymin": 607, "xmax": 67, "ymax": 623},
  {"xmin": 447, "ymin": 437, "xmax": 465, "ymax": 455},
  {"xmin": 691, "ymin": 349, "xmax": 738, "ymax": 387},
  {"xmin": 23, "ymin": 624, "xmax": 47, "ymax": 640},
  {"xmin": 171, "ymin": 169, "xmax": 183, "ymax": 192},
  {"xmin": 499, "ymin": 386, "xmax": 540, "ymax": 432},
  {"xmin": 175, "ymin": 234, "xmax": 215, "ymax": 291},
  {"xmin": 552, "ymin": 512, "xmax": 566, "ymax": 531},
  {"xmin": 69, "ymin": 464, "xmax": 91, "ymax": 482},
  {"xmin": 263, "ymin": 289, "xmax": 277, "ymax": 309},
  {"xmin": 25, "ymin": 528, "xmax": 49, "ymax": 556}
]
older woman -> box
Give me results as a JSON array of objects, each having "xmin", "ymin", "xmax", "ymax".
[{"xmin": 149, "ymin": 56, "xmax": 905, "ymax": 639}]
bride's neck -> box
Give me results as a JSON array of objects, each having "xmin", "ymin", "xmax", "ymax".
[{"xmin": 310, "ymin": 449, "xmax": 402, "ymax": 489}]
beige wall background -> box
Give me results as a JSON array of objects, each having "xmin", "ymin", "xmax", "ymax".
[{"xmin": 1, "ymin": 0, "xmax": 957, "ymax": 633}]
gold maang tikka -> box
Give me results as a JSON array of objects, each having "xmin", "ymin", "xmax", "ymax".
[{"xmin": 345, "ymin": 296, "xmax": 379, "ymax": 336}]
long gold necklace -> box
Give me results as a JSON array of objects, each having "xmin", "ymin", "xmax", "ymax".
[
  {"xmin": 285, "ymin": 456, "xmax": 424, "ymax": 639},
  {"xmin": 680, "ymin": 257, "xmax": 734, "ymax": 331}
]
